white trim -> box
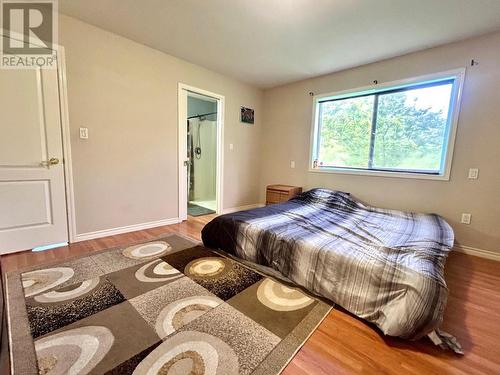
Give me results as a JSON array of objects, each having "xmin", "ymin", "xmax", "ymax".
[
  {"xmin": 178, "ymin": 83, "xmax": 225, "ymax": 221},
  {"xmin": 308, "ymin": 167, "xmax": 451, "ymax": 180},
  {"xmin": 454, "ymin": 245, "xmax": 500, "ymax": 262},
  {"xmin": 221, "ymin": 203, "xmax": 264, "ymax": 214},
  {"xmin": 56, "ymin": 46, "xmax": 77, "ymax": 244},
  {"xmin": 73, "ymin": 218, "xmax": 182, "ymax": 242},
  {"xmin": 308, "ymin": 68, "xmax": 466, "ymax": 181},
  {"xmin": 178, "ymin": 86, "xmax": 188, "ymax": 220}
]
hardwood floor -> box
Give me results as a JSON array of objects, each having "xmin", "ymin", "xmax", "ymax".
[{"xmin": 2, "ymin": 216, "xmax": 500, "ymax": 374}]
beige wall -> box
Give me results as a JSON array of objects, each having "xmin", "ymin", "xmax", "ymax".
[
  {"xmin": 60, "ymin": 15, "xmax": 263, "ymax": 235},
  {"xmin": 61, "ymin": 14, "xmax": 499, "ymax": 251},
  {"xmin": 260, "ymin": 32, "xmax": 500, "ymax": 252}
]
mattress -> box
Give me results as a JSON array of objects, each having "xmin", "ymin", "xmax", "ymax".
[{"xmin": 202, "ymin": 188, "xmax": 456, "ymax": 343}]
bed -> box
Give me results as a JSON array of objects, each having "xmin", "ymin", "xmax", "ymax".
[{"xmin": 202, "ymin": 188, "xmax": 461, "ymax": 352}]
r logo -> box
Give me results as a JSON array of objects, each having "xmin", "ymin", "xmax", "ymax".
[{"xmin": 2, "ymin": 1, "xmax": 54, "ymax": 54}]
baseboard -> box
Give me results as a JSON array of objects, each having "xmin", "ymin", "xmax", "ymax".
[
  {"xmin": 74, "ymin": 218, "xmax": 182, "ymax": 242},
  {"xmin": 221, "ymin": 203, "xmax": 264, "ymax": 214},
  {"xmin": 73, "ymin": 205, "xmax": 264, "ymax": 243},
  {"xmin": 454, "ymin": 245, "xmax": 500, "ymax": 262}
]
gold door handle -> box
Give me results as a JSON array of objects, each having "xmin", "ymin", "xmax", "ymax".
[{"xmin": 40, "ymin": 157, "xmax": 60, "ymax": 167}]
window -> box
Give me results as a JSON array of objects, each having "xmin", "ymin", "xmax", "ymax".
[{"xmin": 310, "ymin": 70, "xmax": 464, "ymax": 179}]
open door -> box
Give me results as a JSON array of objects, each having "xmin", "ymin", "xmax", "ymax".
[
  {"xmin": 178, "ymin": 84, "xmax": 224, "ymax": 221},
  {"xmin": 0, "ymin": 44, "xmax": 68, "ymax": 253}
]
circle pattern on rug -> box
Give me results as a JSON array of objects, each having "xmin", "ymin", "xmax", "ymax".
[
  {"xmin": 155, "ymin": 296, "xmax": 222, "ymax": 338},
  {"xmin": 122, "ymin": 241, "xmax": 172, "ymax": 260},
  {"xmin": 22, "ymin": 267, "xmax": 75, "ymax": 297},
  {"xmin": 256, "ymin": 279, "xmax": 314, "ymax": 311},
  {"xmin": 132, "ymin": 331, "xmax": 238, "ymax": 375},
  {"xmin": 185, "ymin": 257, "xmax": 227, "ymax": 278},
  {"xmin": 34, "ymin": 277, "xmax": 100, "ymax": 303},
  {"xmin": 135, "ymin": 259, "xmax": 182, "ymax": 283},
  {"xmin": 35, "ymin": 326, "xmax": 114, "ymax": 375}
]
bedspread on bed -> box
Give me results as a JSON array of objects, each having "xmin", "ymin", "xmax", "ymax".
[{"xmin": 202, "ymin": 188, "xmax": 455, "ymax": 340}]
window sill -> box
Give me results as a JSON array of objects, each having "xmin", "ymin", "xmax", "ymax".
[{"xmin": 308, "ymin": 167, "xmax": 450, "ymax": 181}]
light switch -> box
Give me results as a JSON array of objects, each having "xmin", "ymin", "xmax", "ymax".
[
  {"xmin": 79, "ymin": 127, "xmax": 89, "ymax": 139},
  {"xmin": 468, "ymin": 168, "xmax": 479, "ymax": 179},
  {"xmin": 229, "ymin": 143, "xmax": 234, "ymax": 151},
  {"xmin": 290, "ymin": 160, "xmax": 296, "ymax": 169},
  {"xmin": 461, "ymin": 213, "xmax": 471, "ymax": 224}
]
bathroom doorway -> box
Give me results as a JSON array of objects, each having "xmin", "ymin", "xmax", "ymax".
[{"xmin": 178, "ymin": 85, "xmax": 224, "ymax": 220}]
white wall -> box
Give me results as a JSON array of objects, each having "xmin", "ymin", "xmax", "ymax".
[
  {"xmin": 260, "ymin": 32, "xmax": 500, "ymax": 252},
  {"xmin": 59, "ymin": 15, "xmax": 263, "ymax": 235}
]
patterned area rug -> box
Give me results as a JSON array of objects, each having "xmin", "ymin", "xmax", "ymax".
[{"xmin": 5, "ymin": 234, "xmax": 332, "ymax": 374}]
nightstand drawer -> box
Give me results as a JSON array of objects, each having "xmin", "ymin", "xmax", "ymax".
[
  {"xmin": 266, "ymin": 185, "xmax": 302, "ymax": 205},
  {"xmin": 266, "ymin": 190, "xmax": 281, "ymax": 204},
  {"xmin": 279, "ymin": 192, "xmax": 289, "ymax": 201}
]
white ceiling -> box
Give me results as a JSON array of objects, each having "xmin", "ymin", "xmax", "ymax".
[{"xmin": 59, "ymin": 0, "xmax": 500, "ymax": 89}]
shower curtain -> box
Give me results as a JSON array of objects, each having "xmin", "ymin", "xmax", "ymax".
[{"xmin": 187, "ymin": 118, "xmax": 217, "ymax": 202}]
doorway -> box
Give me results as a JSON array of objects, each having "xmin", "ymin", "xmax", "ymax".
[{"xmin": 178, "ymin": 85, "xmax": 224, "ymax": 221}]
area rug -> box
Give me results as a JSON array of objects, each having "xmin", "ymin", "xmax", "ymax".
[
  {"xmin": 4, "ymin": 233, "xmax": 332, "ymax": 374},
  {"xmin": 187, "ymin": 203, "xmax": 216, "ymax": 217}
]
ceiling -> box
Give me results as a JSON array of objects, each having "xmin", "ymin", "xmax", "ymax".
[{"xmin": 59, "ymin": 0, "xmax": 500, "ymax": 89}]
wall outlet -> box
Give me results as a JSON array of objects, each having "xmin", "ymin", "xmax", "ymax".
[
  {"xmin": 468, "ymin": 168, "xmax": 479, "ymax": 179},
  {"xmin": 461, "ymin": 213, "xmax": 472, "ymax": 224},
  {"xmin": 79, "ymin": 127, "xmax": 89, "ymax": 139},
  {"xmin": 290, "ymin": 160, "xmax": 296, "ymax": 169},
  {"xmin": 468, "ymin": 168, "xmax": 479, "ymax": 180}
]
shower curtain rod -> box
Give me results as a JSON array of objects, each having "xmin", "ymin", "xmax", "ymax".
[{"xmin": 187, "ymin": 111, "xmax": 217, "ymax": 120}]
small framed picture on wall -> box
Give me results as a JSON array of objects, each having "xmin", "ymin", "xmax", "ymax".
[{"xmin": 240, "ymin": 106, "xmax": 255, "ymax": 124}]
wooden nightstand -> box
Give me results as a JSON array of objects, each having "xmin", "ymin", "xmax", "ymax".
[{"xmin": 266, "ymin": 184, "xmax": 302, "ymax": 205}]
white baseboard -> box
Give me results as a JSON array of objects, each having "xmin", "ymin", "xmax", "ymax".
[
  {"xmin": 73, "ymin": 204, "xmax": 264, "ymax": 243},
  {"xmin": 221, "ymin": 203, "xmax": 264, "ymax": 214},
  {"xmin": 454, "ymin": 245, "xmax": 500, "ymax": 262},
  {"xmin": 74, "ymin": 218, "xmax": 182, "ymax": 242}
]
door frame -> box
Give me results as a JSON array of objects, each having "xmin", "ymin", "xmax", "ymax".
[
  {"xmin": 58, "ymin": 47, "xmax": 78, "ymax": 244},
  {"xmin": 1, "ymin": 28, "xmax": 77, "ymax": 248},
  {"xmin": 177, "ymin": 83, "xmax": 225, "ymax": 221}
]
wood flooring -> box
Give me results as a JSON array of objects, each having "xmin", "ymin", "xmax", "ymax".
[{"xmin": 2, "ymin": 214, "xmax": 499, "ymax": 374}]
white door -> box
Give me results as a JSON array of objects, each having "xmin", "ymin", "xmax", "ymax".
[{"xmin": 0, "ymin": 65, "xmax": 68, "ymax": 254}]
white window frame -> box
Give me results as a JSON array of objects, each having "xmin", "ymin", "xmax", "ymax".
[{"xmin": 308, "ymin": 68, "xmax": 466, "ymax": 180}]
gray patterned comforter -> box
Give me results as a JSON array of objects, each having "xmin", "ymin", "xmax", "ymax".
[{"xmin": 202, "ymin": 188, "xmax": 455, "ymax": 341}]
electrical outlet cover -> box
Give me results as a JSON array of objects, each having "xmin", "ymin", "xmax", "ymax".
[
  {"xmin": 461, "ymin": 213, "xmax": 471, "ymax": 224},
  {"xmin": 79, "ymin": 127, "xmax": 89, "ymax": 139},
  {"xmin": 468, "ymin": 168, "xmax": 479, "ymax": 179}
]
